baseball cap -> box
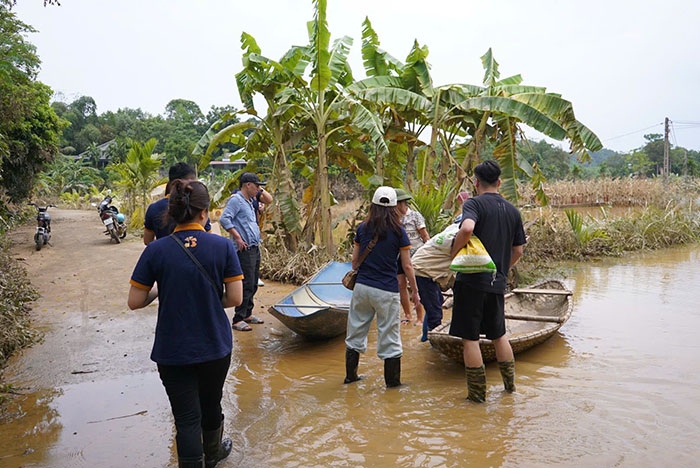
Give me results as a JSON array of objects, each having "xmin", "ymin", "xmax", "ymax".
[
  {"xmin": 372, "ymin": 186, "xmax": 397, "ymax": 207},
  {"xmin": 239, "ymin": 172, "xmax": 266, "ymax": 186},
  {"xmin": 394, "ymin": 188, "xmax": 412, "ymax": 201}
]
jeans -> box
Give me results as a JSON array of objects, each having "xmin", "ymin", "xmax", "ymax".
[
  {"xmin": 345, "ymin": 282, "xmax": 402, "ymax": 360},
  {"xmin": 157, "ymin": 354, "xmax": 231, "ymax": 459},
  {"xmin": 233, "ymin": 245, "xmax": 260, "ymax": 323},
  {"xmin": 416, "ymin": 275, "xmax": 444, "ymax": 330}
]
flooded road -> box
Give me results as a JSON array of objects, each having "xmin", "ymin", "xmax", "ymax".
[{"xmin": 2, "ymin": 210, "xmax": 700, "ymax": 467}]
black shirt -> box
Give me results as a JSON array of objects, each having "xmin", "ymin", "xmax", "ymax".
[{"xmin": 456, "ymin": 192, "xmax": 526, "ymax": 294}]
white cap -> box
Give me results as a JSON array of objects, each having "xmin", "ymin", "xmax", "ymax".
[{"xmin": 372, "ymin": 186, "xmax": 397, "ymax": 207}]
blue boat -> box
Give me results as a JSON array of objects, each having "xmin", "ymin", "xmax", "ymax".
[{"xmin": 268, "ymin": 261, "xmax": 352, "ymax": 340}]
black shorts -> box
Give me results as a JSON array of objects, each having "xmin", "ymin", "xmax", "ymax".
[{"xmin": 449, "ymin": 281, "xmax": 505, "ymax": 341}]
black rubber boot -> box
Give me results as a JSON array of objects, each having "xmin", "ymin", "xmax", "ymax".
[
  {"xmin": 203, "ymin": 415, "xmax": 232, "ymax": 468},
  {"xmin": 384, "ymin": 356, "xmax": 401, "ymax": 388},
  {"xmin": 344, "ymin": 348, "xmax": 363, "ymax": 384},
  {"xmin": 178, "ymin": 456, "xmax": 203, "ymax": 468}
]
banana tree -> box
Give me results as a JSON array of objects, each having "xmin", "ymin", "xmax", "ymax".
[
  {"xmin": 352, "ymin": 43, "xmax": 602, "ymax": 205},
  {"xmin": 290, "ymin": 0, "xmax": 388, "ymax": 254},
  {"xmin": 441, "ymin": 49, "xmax": 603, "ymax": 203},
  {"xmin": 233, "ymin": 34, "xmax": 310, "ymax": 250},
  {"xmin": 351, "ymin": 19, "xmax": 431, "ymax": 190}
]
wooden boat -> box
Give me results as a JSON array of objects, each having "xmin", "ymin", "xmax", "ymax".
[
  {"xmin": 268, "ymin": 261, "xmax": 352, "ymax": 340},
  {"xmin": 428, "ymin": 280, "xmax": 573, "ymax": 363}
]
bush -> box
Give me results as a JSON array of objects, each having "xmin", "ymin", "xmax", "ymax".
[{"xmin": 0, "ymin": 237, "xmax": 38, "ymax": 370}]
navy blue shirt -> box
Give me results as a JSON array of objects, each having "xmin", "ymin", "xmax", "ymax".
[
  {"xmin": 354, "ymin": 222, "xmax": 410, "ymax": 293},
  {"xmin": 130, "ymin": 224, "xmax": 243, "ymax": 365},
  {"xmin": 457, "ymin": 193, "xmax": 526, "ymax": 294},
  {"xmin": 144, "ymin": 197, "xmax": 212, "ymax": 239}
]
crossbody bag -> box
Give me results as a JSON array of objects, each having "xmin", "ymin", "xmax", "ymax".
[{"xmin": 341, "ymin": 234, "xmax": 379, "ymax": 290}]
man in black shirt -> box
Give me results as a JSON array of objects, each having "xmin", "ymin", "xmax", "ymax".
[{"xmin": 449, "ymin": 161, "xmax": 526, "ymax": 402}]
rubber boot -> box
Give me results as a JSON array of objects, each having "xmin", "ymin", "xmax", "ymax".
[
  {"xmin": 420, "ymin": 319, "xmax": 428, "ymax": 342},
  {"xmin": 466, "ymin": 365, "xmax": 486, "ymax": 403},
  {"xmin": 203, "ymin": 415, "xmax": 232, "ymax": 468},
  {"xmin": 343, "ymin": 348, "xmax": 363, "ymax": 384},
  {"xmin": 498, "ymin": 359, "xmax": 516, "ymax": 393},
  {"xmin": 384, "ymin": 356, "xmax": 402, "ymax": 388},
  {"xmin": 178, "ymin": 456, "xmax": 203, "ymax": 468}
]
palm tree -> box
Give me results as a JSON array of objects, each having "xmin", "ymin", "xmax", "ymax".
[{"xmin": 109, "ymin": 138, "xmax": 163, "ymax": 217}]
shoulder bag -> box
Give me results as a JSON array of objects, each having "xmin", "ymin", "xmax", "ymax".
[{"xmin": 342, "ymin": 234, "xmax": 379, "ymax": 290}]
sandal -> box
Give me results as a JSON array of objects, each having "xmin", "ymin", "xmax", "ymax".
[
  {"xmin": 244, "ymin": 316, "xmax": 265, "ymax": 324},
  {"xmin": 232, "ymin": 322, "xmax": 252, "ymax": 331},
  {"xmin": 400, "ymin": 319, "xmax": 411, "ymax": 324}
]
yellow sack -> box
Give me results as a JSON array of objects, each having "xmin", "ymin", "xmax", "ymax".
[{"xmin": 449, "ymin": 235, "xmax": 497, "ymax": 274}]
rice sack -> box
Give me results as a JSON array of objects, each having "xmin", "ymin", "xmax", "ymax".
[{"xmin": 449, "ymin": 235, "xmax": 497, "ymax": 274}]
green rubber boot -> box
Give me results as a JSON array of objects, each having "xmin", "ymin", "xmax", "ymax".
[
  {"xmin": 466, "ymin": 365, "xmax": 486, "ymax": 403},
  {"xmin": 498, "ymin": 359, "xmax": 516, "ymax": 393}
]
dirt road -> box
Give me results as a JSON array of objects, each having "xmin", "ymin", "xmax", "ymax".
[{"xmin": 0, "ymin": 209, "xmax": 294, "ymax": 467}]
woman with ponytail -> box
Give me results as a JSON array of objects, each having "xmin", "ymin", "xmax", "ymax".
[{"xmin": 128, "ymin": 180, "xmax": 243, "ymax": 467}]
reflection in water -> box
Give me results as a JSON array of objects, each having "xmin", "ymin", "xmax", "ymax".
[
  {"xmin": 0, "ymin": 388, "xmax": 62, "ymax": 466},
  {"xmin": 0, "ymin": 373, "xmax": 173, "ymax": 467},
  {"xmin": 2, "ymin": 246, "xmax": 700, "ymax": 466}
]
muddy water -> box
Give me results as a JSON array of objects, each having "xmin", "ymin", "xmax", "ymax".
[{"xmin": 2, "ymin": 224, "xmax": 700, "ymax": 467}]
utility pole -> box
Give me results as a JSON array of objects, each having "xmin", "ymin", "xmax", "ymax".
[{"xmin": 663, "ymin": 117, "xmax": 670, "ymax": 180}]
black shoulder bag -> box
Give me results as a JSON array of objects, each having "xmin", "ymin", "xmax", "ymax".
[{"xmin": 169, "ymin": 234, "xmax": 223, "ymax": 300}]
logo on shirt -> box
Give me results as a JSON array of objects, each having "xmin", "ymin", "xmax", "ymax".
[{"xmin": 184, "ymin": 236, "xmax": 198, "ymax": 248}]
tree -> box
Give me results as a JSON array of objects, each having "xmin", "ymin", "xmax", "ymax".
[
  {"xmin": 293, "ymin": 0, "xmax": 387, "ymax": 253},
  {"xmin": 108, "ymin": 138, "xmax": 163, "ymax": 218},
  {"xmin": 0, "ymin": 1, "xmax": 65, "ymax": 201}
]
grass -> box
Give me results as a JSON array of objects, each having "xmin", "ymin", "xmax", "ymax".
[
  {"xmin": 524, "ymin": 204, "xmax": 700, "ymax": 260},
  {"xmin": 520, "ymin": 176, "xmax": 700, "ymax": 207}
]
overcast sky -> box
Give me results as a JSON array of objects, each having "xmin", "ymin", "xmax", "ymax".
[{"xmin": 14, "ymin": 0, "xmax": 700, "ymax": 152}]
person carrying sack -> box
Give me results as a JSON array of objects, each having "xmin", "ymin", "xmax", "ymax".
[
  {"xmin": 343, "ymin": 187, "xmax": 421, "ymax": 388},
  {"xmin": 128, "ymin": 180, "xmax": 244, "ymax": 467},
  {"xmin": 449, "ymin": 161, "xmax": 526, "ymax": 403}
]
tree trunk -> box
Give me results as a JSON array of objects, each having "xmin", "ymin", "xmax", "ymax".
[
  {"xmin": 375, "ymin": 144, "xmax": 384, "ymax": 181},
  {"xmin": 405, "ymin": 140, "xmax": 416, "ymax": 191},
  {"xmin": 318, "ymin": 132, "xmax": 334, "ymax": 255}
]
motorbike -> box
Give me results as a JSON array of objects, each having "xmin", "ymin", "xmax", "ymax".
[
  {"xmin": 96, "ymin": 192, "xmax": 127, "ymax": 243},
  {"xmin": 27, "ymin": 203, "xmax": 55, "ymax": 251}
]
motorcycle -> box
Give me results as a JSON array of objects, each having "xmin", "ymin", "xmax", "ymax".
[
  {"xmin": 96, "ymin": 192, "xmax": 127, "ymax": 243},
  {"xmin": 27, "ymin": 203, "xmax": 55, "ymax": 251}
]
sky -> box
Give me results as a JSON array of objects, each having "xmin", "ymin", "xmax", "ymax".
[{"xmin": 13, "ymin": 0, "xmax": 700, "ymax": 152}]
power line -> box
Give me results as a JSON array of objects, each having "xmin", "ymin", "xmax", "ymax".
[
  {"xmin": 670, "ymin": 121, "xmax": 679, "ymax": 147},
  {"xmin": 603, "ymin": 122, "xmax": 663, "ymax": 142}
]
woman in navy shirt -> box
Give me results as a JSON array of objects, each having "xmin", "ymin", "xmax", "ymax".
[
  {"xmin": 344, "ymin": 186, "xmax": 421, "ymax": 388},
  {"xmin": 128, "ymin": 180, "xmax": 243, "ymax": 468}
]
